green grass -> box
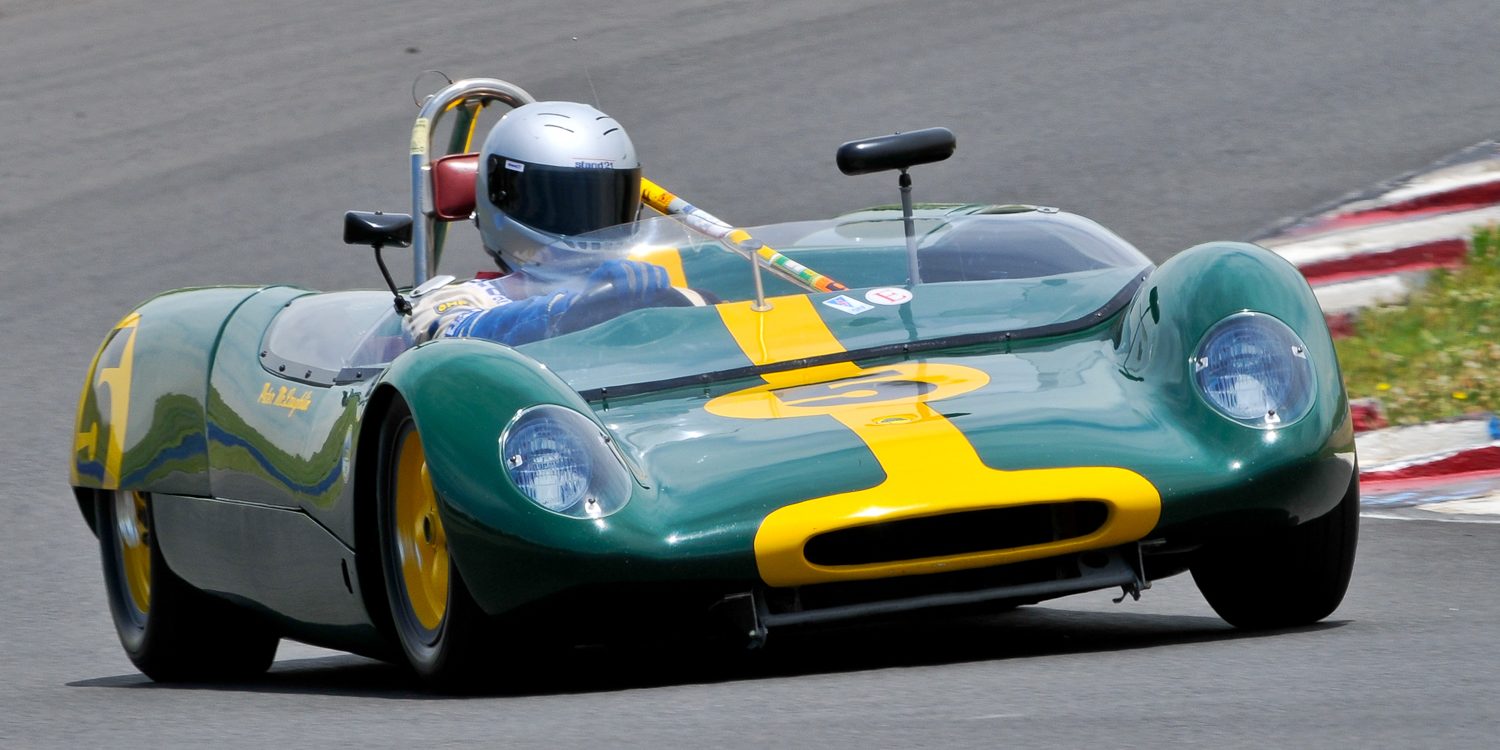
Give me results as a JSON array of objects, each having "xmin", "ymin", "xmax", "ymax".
[{"xmin": 1335, "ymin": 225, "xmax": 1500, "ymax": 425}]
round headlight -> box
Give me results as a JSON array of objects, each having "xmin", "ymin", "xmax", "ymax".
[
  {"xmin": 1191, "ymin": 312, "xmax": 1315, "ymax": 429},
  {"xmin": 500, "ymin": 405, "xmax": 631, "ymax": 518}
]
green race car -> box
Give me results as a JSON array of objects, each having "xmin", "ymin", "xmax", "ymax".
[{"xmin": 71, "ymin": 78, "xmax": 1356, "ymax": 688}]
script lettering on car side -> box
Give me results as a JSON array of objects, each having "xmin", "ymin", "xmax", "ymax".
[{"xmin": 258, "ymin": 383, "xmax": 314, "ymax": 416}]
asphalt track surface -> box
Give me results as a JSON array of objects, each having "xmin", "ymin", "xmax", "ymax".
[{"xmin": 3, "ymin": 1, "xmax": 1499, "ymax": 746}]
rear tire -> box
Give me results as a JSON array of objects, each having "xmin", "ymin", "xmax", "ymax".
[
  {"xmin": 96, "ymin": 489, "xmax": 279, "ymax": 681},
  {"xmin": 376, "ymin": 399, "xmax": 493, "ymax": 689},
  {"xmin": 1191, "ymin": 472, "xmax": 1359, "ymax": 629}
]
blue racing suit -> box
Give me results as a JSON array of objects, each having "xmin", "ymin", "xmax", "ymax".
[{"xmin": 406, "ymin": 259, "xmax": 672, "ymax": 347}]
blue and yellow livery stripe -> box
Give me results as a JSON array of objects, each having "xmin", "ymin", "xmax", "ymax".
[{"xmin": 710, "ymin": 294, "xmax": 1161, "ymax": 588}]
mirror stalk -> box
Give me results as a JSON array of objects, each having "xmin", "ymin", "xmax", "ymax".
[
  {"xmin": 373, "ymin": 245, "xmax": 413, "ymax": 316},
  {"xmin": 898, "ymin": 170, "xmax": 921, "ymax": 285},
  {"xmin": 835, "ymin": 127, "xmax": 957, "ymax": 286}
]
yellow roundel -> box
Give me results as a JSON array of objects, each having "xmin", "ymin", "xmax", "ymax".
[{"xmin": 706, "ymin": 362, "xmax": 989, "ymax": 421}]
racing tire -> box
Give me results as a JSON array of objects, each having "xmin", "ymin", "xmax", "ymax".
[
  {"xmin": 96, "ymin": 489, "xmax": 279, "ymax": 681},
  {"xmin": 376, "ymin": 398, "xmax": 494, "ymax": 689},
  {"xmin": 1190, "ymin": 472, "xmax": 1359, "ymax": 629}
]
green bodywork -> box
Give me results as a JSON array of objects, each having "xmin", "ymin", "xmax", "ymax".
[{"xmin": 70, "ymin": 207, "xmax": 1353, "ymax": 652}]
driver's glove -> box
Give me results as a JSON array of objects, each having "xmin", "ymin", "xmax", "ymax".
[{"xmin": 585, "ymin": 259, "xmax": 672, "ymax": 306}]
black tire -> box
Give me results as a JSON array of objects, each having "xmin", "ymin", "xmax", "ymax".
[
  {"xmin": 375, "ymin": 398, "xmax": 493, "ymax": 688},
  {"xmin": 1191, "ymin": 472, "xmax": 1360, "ymax": 629},
  {"xmin": 96, "ymin": 489, "xmax": 279, "ymax": 681}
]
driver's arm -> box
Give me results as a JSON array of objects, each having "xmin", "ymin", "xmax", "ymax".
[
  {"xmin": 444, "ymin": 290, "xmax": 574, "ymax": 346},
  {"xmin": 438, "ymin": 259, "xmax": 671, "ymax": 346}
]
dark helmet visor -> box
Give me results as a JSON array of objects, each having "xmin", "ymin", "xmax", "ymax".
[{"xmin": 487, "ymin": 156, "xmax": 642, "ymax": 237}]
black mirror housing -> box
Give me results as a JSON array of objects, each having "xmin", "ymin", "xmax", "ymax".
[
  {"xmin": 836, "ymin": 127, "xmax": 956, "ymax": 176},
  {"xmin": 344, "ymin": 211, "xmax": 413, "ymax": 249}
]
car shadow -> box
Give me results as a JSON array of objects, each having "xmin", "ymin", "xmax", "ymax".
[{"xmin": 68, "ymin": 605, "xmax": 1348, "ymax": 698}]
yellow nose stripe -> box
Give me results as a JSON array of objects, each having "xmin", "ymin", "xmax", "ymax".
[{"xmin": 712, "ymin": 293, "xmax": 1162, "ymax": 587}]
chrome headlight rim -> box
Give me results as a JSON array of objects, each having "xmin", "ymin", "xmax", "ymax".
[
  {"xmin": 498, "ymin": 404, "xmax": 632, "ymax": 519},
  {"xmin": 1190, "ymin": 311, "xmax": 1316, "ymax": 430}
]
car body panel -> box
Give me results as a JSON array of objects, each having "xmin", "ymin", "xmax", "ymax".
[
  {"xmin": 72, "ymin": 287, "xmax": 263, "ymax": 497},
  {"xmin": 72, "ymin": 207, "xmax": 1353, "ymax": 653},
  {"xmin": 205, "ymin": 285, "xmax": 370, "ymax": 544}
]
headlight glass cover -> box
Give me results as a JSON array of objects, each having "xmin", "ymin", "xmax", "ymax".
[
  {"xmin": 1191, "ymin": 312, "xmax": 1315, "ymax": 429},
  {"xmin": 500, "ymin": 405, "xmax": 631, "ymax": 518}
]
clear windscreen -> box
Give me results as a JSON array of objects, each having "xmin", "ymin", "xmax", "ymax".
[
  {"xmin": 264, "ymin": 209, "xmax": 1151, "ymax": 387},
  {"xmin": 496, "ymin": 208, "xmax": 1150, "ymax": 307}
]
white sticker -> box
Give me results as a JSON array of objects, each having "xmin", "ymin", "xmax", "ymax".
[
  {"xmin": 409, "ymin": 118, "xmax": 430, "ymax": 156},
  {"xmin": 505, "ymin": 159, "xmax": 525, "ymax": 172},
  {"xmin": 822, "ymin": 294, "xmax": 874, "ymax": 315},
  {"xmin": 865, "ymin": 287, "xmax": 913, "ymax": 305}
]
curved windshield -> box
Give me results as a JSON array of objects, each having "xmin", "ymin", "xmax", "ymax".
[
  {"xmin": 495, "ymin": 208, "xmax": 1150, "ymax": 305},
  {"xmin": 444, "ymin": 207, "xmax": 1152, "ymax": 393}
]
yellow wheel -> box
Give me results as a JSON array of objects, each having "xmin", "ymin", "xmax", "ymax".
[
  {"xmin": 95, "ymin": 489, "xmax": 278, "ymax": 681},
  {"xmin": 392, "ymin": 425, "xmax": 449, "ymax": 639},
  {"xmin": 114, "ymin": 490, "xmax": 152, "ymax": 620},
  {"xmin": 377, "ymin": 399, "xmax": 490, "ymax": 687}
]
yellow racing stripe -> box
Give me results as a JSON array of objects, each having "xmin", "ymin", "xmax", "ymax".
[
  {"xmin": 629, "ymin": 246, "xmax": 689, "ymax": 288},
  {"xmin": 715, "ymin": 295, "xmax": 859, "ymax": 372},
  {"xmin": 711, "ymin": 296, "xmax": 1162, "ymax": 587}
]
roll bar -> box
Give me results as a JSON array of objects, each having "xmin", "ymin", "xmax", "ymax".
[{"xmin": 408, "ymin": 78, "xmax": 535, "ymax": 285}]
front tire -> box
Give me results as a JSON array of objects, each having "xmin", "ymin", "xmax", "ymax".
[
  {"xmin": 96, "ymin": 489, "xmax": 279, "ymax": 681},
  {"xmin": 376, "ymin": 399, "xmax": 492, "ymax": 688},
  {"xmin": 1191, "ymin": 472, "xmax": 1360, "ymax": 629}
]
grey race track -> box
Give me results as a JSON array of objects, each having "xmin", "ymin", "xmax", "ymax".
[{"xmin": 2, "ymin": 1, "xmax": 1498, "ymax": 746}]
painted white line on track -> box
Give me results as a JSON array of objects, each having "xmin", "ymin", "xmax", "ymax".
[
  {"xmin": 1362, "ymin": 509, "xmax": 1500, "ymax": 523},
  {"xmin": 1422, "ymin": 494, "xmax": 1500, "ymax": 516}
]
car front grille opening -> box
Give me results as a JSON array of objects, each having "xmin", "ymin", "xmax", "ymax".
[{"xmin": 802, "ymin": 501, "xmax": 1109, "ymax": 567}]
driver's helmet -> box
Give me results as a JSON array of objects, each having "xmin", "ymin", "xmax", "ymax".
[{"xmin": 475, "ymin": 101, "xmax": 643, "ymax": 271}]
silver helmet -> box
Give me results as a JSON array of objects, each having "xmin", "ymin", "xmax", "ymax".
[{"xmin": 475, "ymin": 101, "xmax": 642, "ymax": 269}]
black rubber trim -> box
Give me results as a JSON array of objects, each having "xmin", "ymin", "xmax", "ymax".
[
  {"xmin": 579, "ymin": 270, "xmax": 1150, "ymax": 402},
  {"xmin": 334, "ymin": 366, "xmax": 388, "ymax": 385}
]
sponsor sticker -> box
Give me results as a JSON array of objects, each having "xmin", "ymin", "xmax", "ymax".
[
  {"xmin": 573, "ymin": 159, "xmax": 614, "ymax": 169},
  {"xmin": 865, "ymin": 287, "xmax": 913, "ymax": 305},
  {"xmin": 505, "ymin": 159, "xmax": 525, "ymax": 173},
  {"xmin": 434, "ymin": 297, "xmax": 478, "ymax": 314},
  {"xmin": 822, "ymin": 294, "xmax": 874, "ymax": 315}
]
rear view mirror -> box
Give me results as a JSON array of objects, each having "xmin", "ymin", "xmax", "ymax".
[
  {"xmin": 836, "ymin": 127, "xmax": 956, "ymax": 176},
  {"xmin": 343, "ymin": 211, "xmax": 413, "ymax": 249},
  {"xmin": 835, "ymin": 127, "xmax": 957, "ymax": 285},
  {"xmin": 343, "ymin": 211, "xmax": 415, "ymax": 316}
]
